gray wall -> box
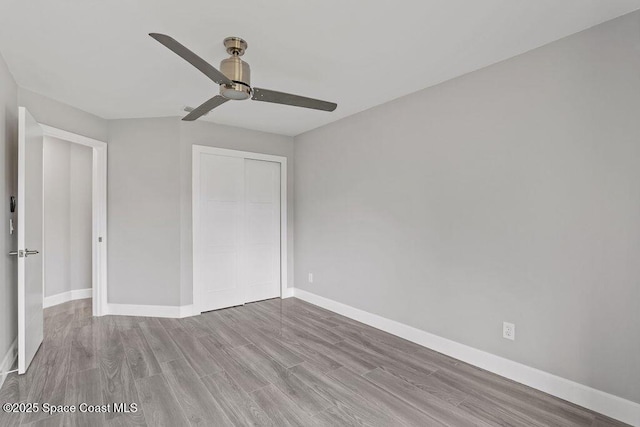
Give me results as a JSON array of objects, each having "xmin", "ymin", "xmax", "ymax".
[
  {"xmin": 107, "ymin": 118, "xmax": 181, "ymax": 306},
  {"xmin": 18, "ymin": 88, "xmax": 107, "ymax": 142},
  {"xmin": 43, "ymin": 137, "xmax": 92, "ymax": 298},
  {"xmin": 43, "ymin": 137, "xmax": 69, "ymax": 297},
  {"xmin": 0, "ymin": 52, "xmax": 18, "ymax": 374},
  {"xmin": 69, "ymin": 143, "xmax": 92, "ymax": 292},
  {"xmin": 294, "ymin": 11, "xmax": 640, "ymax": 403},
  {"xmin": 107, "ymin": 117, "xmax": 294, "ymax": 306}
]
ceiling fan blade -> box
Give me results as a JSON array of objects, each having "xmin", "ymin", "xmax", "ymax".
[
  {"xmin": 149, "ymin": 33, "xmax": 233, "ymax": 86},
  {"xmin": 251, "ymin": 87, "xmax": 337, "ymax": 112},
  {"xmin": 182, "ymin": 95, "xmax": 229, "ymax": 121}
]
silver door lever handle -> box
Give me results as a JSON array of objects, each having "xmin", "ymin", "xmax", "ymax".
[{"xmin": 9, "ymin": 249, "xmax": 39, "ymax": 257}]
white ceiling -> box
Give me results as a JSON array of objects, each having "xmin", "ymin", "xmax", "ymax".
[{"xmin": 1, "ymin": 1, "xmax": 639, "ymax": 136}]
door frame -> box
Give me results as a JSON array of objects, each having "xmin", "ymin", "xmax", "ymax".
[
  {"xmin": 40, "ymin": 125, "xmax": 108, "ymax": 317},
  {"xmin": 192, "ymin": 145, "xmax": 288, "ymax": 314}
]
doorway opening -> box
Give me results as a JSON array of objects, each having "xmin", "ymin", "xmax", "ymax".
[
  {"xmin": 14, "ymin": 109, "xmax": 107, "ymax": 376},
  {"xmin": 43, "ymin": 136, "xmax": 93, "ymax": 309},
  {"xmin": 40, "ymin": 125, "xmax": 107, "ymax": 317}
]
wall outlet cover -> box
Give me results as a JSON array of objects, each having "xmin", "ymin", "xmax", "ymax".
[
  {"xmin": 308, "ymin": 273, "xmax": 313, "ymax": 283},
  {"xmin": 503, "ymin": 322, "xmax": 515, "ymax": 340}
]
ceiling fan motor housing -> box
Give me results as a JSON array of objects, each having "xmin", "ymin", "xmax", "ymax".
[{"xmin": 220, "ymin": 37, "xmax": 251, "ymax": 100}]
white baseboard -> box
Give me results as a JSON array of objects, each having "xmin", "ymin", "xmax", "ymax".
[
  {"xmin": 282, "ymin": 288, "xmax": 295, "ymax": 298},
  {"xmin": 293, "ymin": 289, "xmax": 640, "ymax": 427},
  {"xmin": 106, "ymin": 303, "xmax": 195, "ymax": 318},
  {"xmin": 106, "ymin": 292, "xmax": 298, "ymax": 318},
  {"xmin": 105, "ymin": 289, "xmax": 293, "ymax": 319},
  {"xmin": 0, "ymin": 337, "xmax": 18, "ymax": 391},
  {"xmin": 44, "ymin": 288, "xmax": 92, "ymax": 308}
]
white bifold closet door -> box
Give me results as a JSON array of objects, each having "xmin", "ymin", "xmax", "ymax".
[{"xmin": 196, "ymin": 153, "xmax": 280, "ymax": 312}]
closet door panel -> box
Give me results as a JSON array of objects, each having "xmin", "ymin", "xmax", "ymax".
[
  {"xmin": 196, "ymin": 154, "xmax": 245, "ymax": 311},
  {"xmin": 244, "ymin": 159, "xmax": 281, "ymax": 303}
]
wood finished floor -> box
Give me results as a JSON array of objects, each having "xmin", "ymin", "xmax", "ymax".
[{"xmin": 0, "ymin": 297, "xmax": 629, "ymax": 427}]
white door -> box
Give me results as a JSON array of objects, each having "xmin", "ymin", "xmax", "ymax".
[
  {"xmin": 16, "ymin": 107, "xmax": 44, "ymax": 374},
  {"xmin": 244, "ymin": 159, "xmax": 281, "ymax": 303},
  {"xmin": 194, "ymin": 151, "xmax": 281, "ymax": 312},
  {"xmin": 196, "ymin": 154, "xmax": 246, "ymax": 311}
]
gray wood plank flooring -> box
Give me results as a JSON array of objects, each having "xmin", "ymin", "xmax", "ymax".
[{"xmin": 0, "ymin": 297, "xmax": 631, "ymax": 426}]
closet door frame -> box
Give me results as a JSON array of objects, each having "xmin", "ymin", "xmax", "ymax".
[{"xmin": 192, "ymin": 145, "xmax": 288, "ymax": 315}]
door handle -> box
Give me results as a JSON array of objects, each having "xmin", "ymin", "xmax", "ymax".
[{"xmin": 8, "ymin": 249, "xmax": 39, "ymax": 257}]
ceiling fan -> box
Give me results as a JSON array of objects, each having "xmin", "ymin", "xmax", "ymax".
[{"xmin": 149, "ymin": 33, "xmax": 338, "ymax": 121}]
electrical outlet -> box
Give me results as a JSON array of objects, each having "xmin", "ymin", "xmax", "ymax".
[
  {"xmin": 503, "ymin": 322, "xmax": 515, "ymax": 340},
  {"xmin": 308, "ymin": 273, "xmax": 313, "ymax": 284}
]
